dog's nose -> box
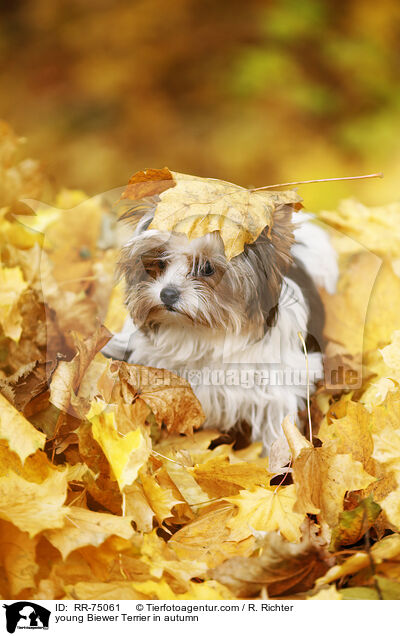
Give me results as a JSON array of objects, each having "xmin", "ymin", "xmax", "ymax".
[{"xmin": 160, "ymin": 286, "xmax": 180, "ymax": 306}]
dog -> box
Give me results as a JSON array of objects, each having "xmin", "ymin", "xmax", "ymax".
[{"xmin": 103, "ymin": 194, "xmax": 338, "ymax": 451}]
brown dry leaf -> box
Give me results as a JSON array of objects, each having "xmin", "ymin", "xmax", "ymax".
[
  {"xmin": 0, "ymin": 359, "xmax": 57, "ymax": 415},
  {"xmin": 120, "ymin": 167, "xmax": 176, "ymax": 203},
  {"xmin": 283, "ymin": 416, "xmax": 375, "ymax": 527},
  {"xmin": 49, "ymin": 326, "xmax": 111, "ymax": 416},
  {"xmin": 121, "ymin": 168, "xmax": 302, "ymax": 260},
  {"xmin": 211, "ymin": 522, "xmax": 333, "ymax": 598},
  {"xmin": 116, "ymin": 361, "xmax": 205, "ymax": 434},
  {"xmin": 316, "ymin": 533, "xmax": 400, "ymax": 586}
]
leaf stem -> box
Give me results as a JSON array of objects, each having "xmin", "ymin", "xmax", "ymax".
[
  {"xmin": 298, "ymin": 332, "xmax": 312, "ymax": 444},
  {"xmin": 251, "ymin": 172, "xmax": 383, "ymax": 192}
]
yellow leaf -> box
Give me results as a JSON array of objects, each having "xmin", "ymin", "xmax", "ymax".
[
  {"xmin": 0, "ymin": 393, "xmax": 45, "ymax": 462},
  {"xmin": 316, "ymin": 534, "xmax": 400, "ymax": 586},
  {"xmin": 141, "ymin": 473, "xmax": 182, "ymax": 523},
  {"xmin": 0, "ymin": 520, "xmax": 38, "ymax": 596},
  {"xmin": 164, "ymin": 462, "xmax": 209, "ymax": 508},
  {"xmin": 372, "ymin": 425, "xmax": 400, "ymax": 478},
  {"xmin": 45, "ymin": 506, "xmax": 135, "ymax": 559},
  {"xmin": 169, "ymin": 505, "xmax": 255, "ymax": 569},
  {"xmin": 0, "ymin": 265, "xmax": 28, "ymax": 341},
  {"xmin": 192, "ymin": 456, "xmax": 271, "ymax": 498},
  {"xmin": 362, "ymin": 332, "xmax": 400, "ymax": 408},
  {"xmin": 122, "ymin": 168, "xmax": 302, "ymax": 260},
  {"xmin": 0, "ymin": 468, "xmax": 68, "ymax": 537},
  {"xmin": 321, "ymin": 254, "xmax": 400, "ymax": 356},
  {"xmin": 140, "ymin": 530, "xmax": 208, "ymax": 584},
  {"xmin": 283, "ymin": 417, "xmax": 375, "ymax": 526},
  {"xmin": 90, "ymin": 404, "xmax": 151, "ymax": 490},
  {"xmin": 226, "ymin": 485, "xmax": 305, "ymax": 543},
  {"xmin": 64, "ymin": 581, "xmax": 143, "ymax": 600},
  {"xmin": 123, "ymin": 482, "xmax": 154, "ymax": 532},
  {"xmin": 317, "ymin": 400, "xmax": 373, "ymax": 466},
  {"xmin": 319, "ymin": 199, "xmax": 400, "ymax": 259},
  {"xmin": 131, "ymin": 579, "xmax": 233, "ymax": 600}
]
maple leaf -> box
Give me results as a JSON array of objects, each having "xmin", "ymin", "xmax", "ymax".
[
  {"xmin": 0, "ymin": 393, "xmax": 45, "ymax": 462},
  {"xmin": 45, "ymin": 506, "xmax": 135, "ymax": 559},
  {"xmin": 169, "ymin": 505, "xmax": 255, "ymax": 569},
  {"xmin": 131, "ymin": 579, "xmax": 233, "ymax": 600},
  {"xmin": 282, "ymin": 416, "xmax": 375, "ymax": 527},
  {"xmin": 0, "ymin": 520, "xmax": 39, "ymax": 597},
  {"xmin": 321, "ymin": 254, "xmax": 400, "ymax": 357},
  {"xmin": 362, "ymin": 332, "xmax": 400, "ymax": 408},
  {"xmin": 226, "ymin": 484, "xmax": 306, "ymax": 543},
  {"xmin": 89, "ymin": 401, "xmax": 151, "ymax": 490},
  {"xmin": 192, "ymin": 456, "xmax": 271, "ymax": 498},
  {"xmin": 316, "ymin": 533, "xmax": 400, "ymax": 586},
  {"xmin": 330, "ymin": 496, "xmax": 381, "ymax": 549},
  {"xmin": 121, "ymin": 168, "xmax": 302, "ymax": 260},
  {"xmin": 140, "ymin": 530, "xmax": 208, "ymax": 584},
  {"xmin": 0, "ymin": 265, "xmax": 28, "ymax": 341},
  {"xmin": 211, "ymin": 521, "xmax": 333, "ymax": 598},
  {"xmin": 116, "ymin": 361, "xmax": 205, "ymax": 435},
  {"xmin": 140, "ymin": 473, "xmax": 183, "ymax": 523},
  {"xmin": 0, "ymin": 467, "xmax": 68, "ymax": 537}
]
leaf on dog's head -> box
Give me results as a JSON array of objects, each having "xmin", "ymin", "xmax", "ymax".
[
  {"xmin": 120, "ymin": 167, "xmax": 175, "ymax": 204},
  {"xmin": 121, "ymin": 168, "xmax": 302, "ymax": 260}
]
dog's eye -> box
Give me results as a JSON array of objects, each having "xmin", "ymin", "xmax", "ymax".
[
  {"xmin": 157, "ymin": 260, "xmax": 166, "ymax": 271},
  {"xmin": 198, "ymin": 261, "xmax": 215, "ymax": 277}
]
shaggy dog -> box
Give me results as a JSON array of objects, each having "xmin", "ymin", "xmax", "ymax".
[{"xmin": 104, "ymin": 196, "xmax": 338, "ymax": 450}]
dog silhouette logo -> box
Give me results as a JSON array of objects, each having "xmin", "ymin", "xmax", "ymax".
[{"xmin": 3, "ymin": 602, "xmax": 50, "ymax": 633}]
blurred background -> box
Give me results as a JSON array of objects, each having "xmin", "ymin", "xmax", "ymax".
[{"xmin": 1, "ymin": 0, "xmax": 399, "ymax": 210}]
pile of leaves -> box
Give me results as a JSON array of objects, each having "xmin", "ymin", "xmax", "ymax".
[{"xmin": 2, "ymin": 122, "xmax": 400, "ymax": 601}]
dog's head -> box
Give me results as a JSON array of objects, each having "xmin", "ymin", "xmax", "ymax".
[{"xmin": 118, "ymin": 198, "xmax": 295, "ymax": 338}]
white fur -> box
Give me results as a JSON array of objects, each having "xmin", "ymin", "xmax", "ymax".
[{"xmin": 104, "ymin": 213, "xmax": 338, "ymax": 451}]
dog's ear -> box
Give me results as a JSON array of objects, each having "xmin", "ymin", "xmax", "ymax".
[
  {"xmin": 116, "ymin": 195, "xmax": 158, "ymax": 229},
  {"xmin": 245, "ymin": 204, "xmax": 295, "ymax": 328}
]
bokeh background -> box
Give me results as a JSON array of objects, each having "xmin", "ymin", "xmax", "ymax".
[{"xmin": 1, "ymin": 0, "xmax": 399, "ymax": 210}]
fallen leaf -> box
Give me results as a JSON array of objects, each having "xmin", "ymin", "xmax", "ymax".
[
  {"xmin": 330, "ymin": 496, "xmax": 381, "ymax": 549},
  {"xmin": 45, "ymin": 506, "xmax": 135, "ymax": 559},
  {"xmin": 122, "ymin": 168, "xmax": 302, "ymax": 260},
  {"xmin": 283, "ymin": 416, "xmax": 375, "ymax": 527},
  {"xmin": 90, "ymin": 403, "xmax": 151, "ymax": 490},
  {"xmin": 0, "ymin": 393, "xmax": 45, "ymax": 462},
  {"xmin": 0, "ymin": 467, "xmax": 68, "ymax": 537},
  {"xmin": 226, "ymin": 485, "xmax": 306, "ymax": 543}
]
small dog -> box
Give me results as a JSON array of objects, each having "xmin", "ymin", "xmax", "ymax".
[{"xmin": 104, "ymin": 195, "xmax": 338, "ymax": 450}]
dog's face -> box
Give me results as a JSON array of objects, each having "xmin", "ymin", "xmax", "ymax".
[{"xmin": 118, "ymin": 203, "xmax": 295, "ymax": 338}]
